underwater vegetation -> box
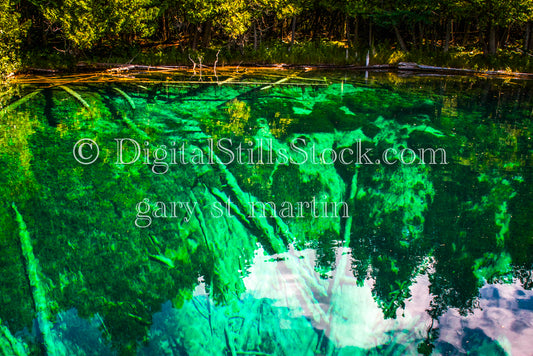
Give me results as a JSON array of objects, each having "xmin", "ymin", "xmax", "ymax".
[{"xmin": 0, "ymin": 70, "xmax": 532, "ymax": 355}]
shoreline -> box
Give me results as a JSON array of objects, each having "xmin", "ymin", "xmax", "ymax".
[{"xmin": 18, "ymin": 61, "xmax": 533, "ymax": 80}]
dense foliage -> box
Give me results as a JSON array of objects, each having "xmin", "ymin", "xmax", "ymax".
[{"xmin": 3, "ymin": 0, "xmax": 533, "ymax": 74}]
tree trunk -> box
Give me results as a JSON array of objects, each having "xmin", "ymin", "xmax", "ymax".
[
  {"xmin": 500, "ymin": 24, "xmax": 511, "ymax": 49},
  {"xmin": 451, "ymin": 19, "xmax": 454, "ymax": 43},
  {"xmin": 489, "ymin": 24, "xmax": 497, "ymax": 55},
  {"xmin": 253, "ymin": 22, "xmax": 258, "ymax": 51},
  {"xmin": 326, "ymin": 15, "xmax": 337, "ymax": 38},
  {"xmin": 260, "ymin": 16, "xmax": 265, "ymax": 47},
  {"xmin": 354, "ymin": 16, "xmax": 359, "ymax": 47},
  {"xmin": 478, "ymin": 21, "xmax": 488, "ymax": 54},
  {"xmin": 344, "ymin": 14, "xmax": 348, "ymax": 41},
  {"xmin": 311, "ymin": 13, "xmax": 319, "ymax": 41},
  {"xmin": 444, "ymin": 20, "xmax": 452, "ymax": 52},
  {"xmin": 203, "ymin": 21, "xmax": 212, "ymax": 48},
  {"xmin": 524, "ymin": 22, "xmax": 530, "ymax": 52},
  {"xmin": 368, "ymin": 20, "xmax": 374, "ymax": 51},
  {"xmin": 462, "ymin": 22, "xmax": 471, "ymax": 47},
  {"xmin": 314, "ymin": 13, "xmax": 322, "ymax": 41},
  {"xmin": 393, "ymin": 25, "xmax": 408, "ymax": 52},
  {"xmin": 192, "ymin": 24, "xmax": 200, "ymax": 51},
  {"xmin": 345, "ymin": 15, "xmax": 350, "ymax": 59},
  {"xmin": 411, "ymin": 25, "xmax": 418, "ymax": 50},
  {"xmin": 290, "ymin": 16, "xmax": 296, "ymax": 48},
  {"xmin": 419, "ymin": 22, "xmax": 424, "ymax": 47},
  {"xmin": 162, "ymin": 14, "xmax": 168, "ymax": 42},
  {"xmin": 432, "ymin": 24, "xmax": 437, "ymax": 49},
  {"xmin": 529, "ymin": 23, "xmax": 533, "ymax": 51}
]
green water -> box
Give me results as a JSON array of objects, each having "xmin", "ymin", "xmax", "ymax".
[{"xmin": 0, "ymin": 71, "xmax": 532, "ymax": 355}]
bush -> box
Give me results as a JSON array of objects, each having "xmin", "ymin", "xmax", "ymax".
[{"xmin": 0, "ymin": 1, "xmax": 28, "ymax": 77}]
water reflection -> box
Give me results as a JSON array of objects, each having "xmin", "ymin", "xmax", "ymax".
[
  {"xmin": 243, "ymin": 248, "xmax": 533, "ymax": 355},
  {"xmin": 244, "ymin": 247, "xmax": 429, "ymax": 351},
  {"xmin": 0, "ymin": 71, "xmax": 532, "ymax": 354}
]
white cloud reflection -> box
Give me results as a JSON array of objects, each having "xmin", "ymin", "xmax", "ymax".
[{"xmin": 243, "ymin": 247, "xmax": 533, "ymax": 354}]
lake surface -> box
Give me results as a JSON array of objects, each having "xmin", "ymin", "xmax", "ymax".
[{"xmin": 1, "ymin": 69, "xmax": 532, "ymax": 355}]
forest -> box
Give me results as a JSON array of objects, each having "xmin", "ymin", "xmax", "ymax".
[{"xmin": 2, "ymin": 0, "xmax": 533, "ymax": 76}]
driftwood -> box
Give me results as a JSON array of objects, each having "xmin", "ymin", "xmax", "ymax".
[
  {"xmin": 15, "ymin": 61, "xmax": 533, "ymax": 80},
  {"xmin": 398, "ymin": 61, "xmax": 533, "ymax": 77},
  {"xmin": 26, "ymin": 68, "xmax": 59, "ymax": 74},
  {"xmin": 100, "ymin": 63, "xmax": 189, "ymax": 72},
  {"xmin": 217, "ymin": 77, "xmax": 237, "ymax": 85},
  {"xmin": 260, "ymin": 76, "xmax": 290, "ymax": 91},
  {"xmin": 107, "ymin": 65, "xmax": 136, "ymax": 72},
  {"xmin": 399, "ymin": 61, "xmax": 477, "ymax": 73}
]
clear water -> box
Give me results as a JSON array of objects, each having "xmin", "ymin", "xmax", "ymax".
[{"xmin": 0, "ymin": 70, "xmax": 532, "ymax": 355}]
